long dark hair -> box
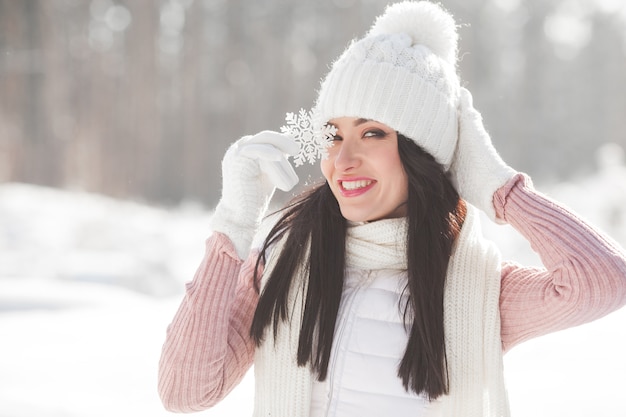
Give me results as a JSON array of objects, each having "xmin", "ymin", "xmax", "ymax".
[{"xmin": 249, "ymin": 134, "xmax": 466, "ymax": 400}]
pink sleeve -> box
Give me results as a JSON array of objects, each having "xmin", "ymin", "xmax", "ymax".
[
  {"xmin": 158, "ymin": 232, "xmax": 259, "ymax": 412},
  {"xmin": 496, "ymin": 174, "xmax": 626, "ymax": 353}
]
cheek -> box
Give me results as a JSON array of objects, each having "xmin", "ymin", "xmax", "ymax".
[
  {"xmin": 399, "ymin": 171, "xmax": 409, "ymax": 199},
  {"xmin": 385, "ymin": 153, "xmax": 408, "ymax": 197},
  {"xmin": 320, "ymin": 159, "xmax": 332, "ymax": 182}
]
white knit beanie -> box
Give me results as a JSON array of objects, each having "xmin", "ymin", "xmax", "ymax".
[{"xmin": 313, "ymin": 1, "xmax": 461, "ymax": 169}]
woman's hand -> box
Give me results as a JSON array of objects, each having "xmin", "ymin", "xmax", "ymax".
[
  {"xmin": 449, "ymin": 88, "xmax": 517, "ymax": 222},
  {"xmin": 210, "ymin": 131, "xmax": 299, "ymax": 259}
]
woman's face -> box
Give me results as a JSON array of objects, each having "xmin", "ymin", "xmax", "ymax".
[{"xmin": 321, "ymin": 117, "xmax": 409, "ymax": 222}]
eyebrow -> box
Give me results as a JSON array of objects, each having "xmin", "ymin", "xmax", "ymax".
[{"xmin": 328, "ymin": 118, "xmax": 372, "ymax": 129}]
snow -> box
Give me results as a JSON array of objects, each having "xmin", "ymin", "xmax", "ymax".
[{"xmin": 1, "ymin": 153, "xmax": 625, "ymax": 416}]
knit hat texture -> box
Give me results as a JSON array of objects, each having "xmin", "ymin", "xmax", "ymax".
[{"xmin": 313, "ymin": 1, "xmax": 461, "ymax": 169}]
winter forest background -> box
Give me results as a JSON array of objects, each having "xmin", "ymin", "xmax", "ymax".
[
  {"xmin": 1, "ymin": 0, "xmax": 626, "ymax": 416},
  {"xmin": 2, "ymin": 0, "xmax": 626, "ymax": 205}
]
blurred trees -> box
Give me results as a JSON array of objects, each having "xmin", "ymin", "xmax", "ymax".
[{"xmin": 1, "ymin": 0, "xmax": 625, "ymax": 207}]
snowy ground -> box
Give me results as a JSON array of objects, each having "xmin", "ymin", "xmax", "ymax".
[{"xmin": 1, "ymin": 151, "xmax": 626, "ymax": 416}]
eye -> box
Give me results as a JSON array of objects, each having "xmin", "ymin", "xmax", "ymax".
[
  {"xmin": 331, "ymin": 134, "xmax": 343, "ymax": 142},
  {"xmin": 363, "ymin": 129, "xmax": 387, "ymax": 138}
]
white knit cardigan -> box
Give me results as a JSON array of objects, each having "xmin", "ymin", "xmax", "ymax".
[{"xmin": 252, "ymin": 206, "xmax": 509, "ymax": 417}]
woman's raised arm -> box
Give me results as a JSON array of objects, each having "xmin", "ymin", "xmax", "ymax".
[
  {"xmin": 157, "ymin": 233, "xmax": 259, "ymax": 412},
  {"xmin": 496, "ymin": 174, "xmax": 626, "ymax": 352}
]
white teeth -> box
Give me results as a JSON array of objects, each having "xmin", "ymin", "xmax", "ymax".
[{"xmin": 341, "ymin": 180, "xmax": 372, "ymax": 190}]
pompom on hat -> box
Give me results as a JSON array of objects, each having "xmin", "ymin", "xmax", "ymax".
[{"xmin": 313, "ymin": 1, "xmax": 461, "ymax": 170}]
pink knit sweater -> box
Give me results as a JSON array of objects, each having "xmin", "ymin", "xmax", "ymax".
[{"xmin": 158, "ymin": 174, "xmax": 626, "ymax": 412}]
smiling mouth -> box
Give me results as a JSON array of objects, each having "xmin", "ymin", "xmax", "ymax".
[{"xmin": 340, "ymin": 179, "xmax": 374, "ymax": 191}]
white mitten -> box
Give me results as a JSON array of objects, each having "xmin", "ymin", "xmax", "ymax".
[
  {"xmin": 450, "ymin": 88, "xmax": 517, "ymax": 222},
  {"xmin": 210, "ymin": 131, "xmax": 299, "ymax": 259}
]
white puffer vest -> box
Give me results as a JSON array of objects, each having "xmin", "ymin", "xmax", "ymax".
[
  {"xmin": 309, "ymin": 267, "xmax": 444, "ymax": 417},
  {"xmin": 253, "ymin": 206, "xmax": 510, "ymax": 417}
]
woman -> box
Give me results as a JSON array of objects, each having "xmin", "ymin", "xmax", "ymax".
[{"xmin": 158, "ymin": 2, "xmax": 626, "ymax": 416}]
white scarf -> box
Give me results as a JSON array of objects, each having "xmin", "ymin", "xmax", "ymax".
[
  {"xmin": 345, "ymin": 218, "xmax": 407, "ymax": 270},
  {"xmin": 253, "ymin": 206, "xmax": 509, "ymax": 417}
]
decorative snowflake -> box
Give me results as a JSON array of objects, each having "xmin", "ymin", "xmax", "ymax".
[{"xmin": 280, "ymin": 108, "xmax": 337, "ymax": 167}]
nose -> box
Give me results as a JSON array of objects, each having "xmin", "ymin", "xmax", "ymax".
[{"xmin": 334, "ymin": 138, "xmax": 361, "ymax": 172}]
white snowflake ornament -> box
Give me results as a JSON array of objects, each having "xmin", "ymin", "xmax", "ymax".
[{"xmin": 280, "ymin": 108, "xmax": 337, "ymax": 167}]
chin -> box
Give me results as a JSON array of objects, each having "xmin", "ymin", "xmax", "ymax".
[
  {"xmin": 339, "ymin": 207, "xmax": 375, "ymax": 223},
  {"xmin": 339, "ymin": 209, "xmax": 361, "ymax": 222}
]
